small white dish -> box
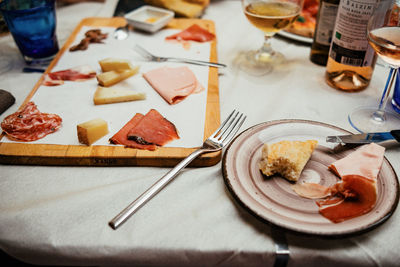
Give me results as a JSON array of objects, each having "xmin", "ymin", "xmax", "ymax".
[{"xmin": 125, "ymin": 5, "xmax": 174, "ymax": 33}]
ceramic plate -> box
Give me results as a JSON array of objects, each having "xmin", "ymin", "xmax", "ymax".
[
  {"xmin": 278, "ymin": 31, "xmax": 313, "ymax": 44},
  {"xmin": 222, "ymin": 120, "xmax": 399, "ymax": 237}
]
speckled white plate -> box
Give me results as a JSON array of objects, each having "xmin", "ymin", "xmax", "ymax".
[{"xmin": 222, "ymin": 120, "xmax": 399, "ymax": 237}]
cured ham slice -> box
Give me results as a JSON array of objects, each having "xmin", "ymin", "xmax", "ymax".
[
  {"xmin": 289, "ymin": 144, "xmax": 386, "ymax": 223},
  {"xmin": 109, "ymin": 113, "xmax": 157, "ymax": 151},
  {"xmin": 109, "ymin": 109, "xmax": 179, "ymax": 151},
  {"xmin": 42, "ymin": 65, "xmax": 96, "ymax": 86},
  {"xmin": 317, "ymin": 144, "xmax": 385, "ymax": 223},
  {"xmin": 291, "ymin": 183, "xmax": 331, "ymax": 199},
  {"xmin": 317, "ymin": 175, "xmax": 377, "ymax": 223},
  {"xmin": 143, "ymin": 66, "xmax": 204, "ymax": 104},
  {"xmin": 1, "ymin": 101, "xmax": 62, "ymax": 141},
  {"xmin": 329, "ymin": 143, "xmax": 385, "ymax": 181},
  {"xmin": 127, "ymin": 109, "xmax": 179, "ymax": 146},
  {"xmin": 166, "ymin": 24, "xmax": 215, "ymax": 42}
]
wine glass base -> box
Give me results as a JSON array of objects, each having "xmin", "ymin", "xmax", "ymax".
[
  {"xmin": 236, "ymin": 50, "xmax": 285, "ymax": 76},
  {"xmin": 348, "ymin": 106, "xmax": 400, "ymax": 133}
]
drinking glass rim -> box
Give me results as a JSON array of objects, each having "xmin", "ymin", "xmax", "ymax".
[{"xmin": 0, "ymin": 0, "xmax": 55, "ymax": 13}]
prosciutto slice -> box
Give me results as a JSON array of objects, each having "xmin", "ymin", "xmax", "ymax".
[
  {"xmin": 109, "ymin": 113, "xmax": 157, "ymax": 151},
  {"xmin": 1, "ymin": 101, "xmax": 62, "ymax": 141},
  {"xmin": 291, "ymin": 183, "xmax": 331, "ymax": 199},
  {"xmin": 166, "ymin": 24, "xmax": 215, "ymax": 42},
  {"xmin": 143, "ymin": 66, "xmax": 204, "ymax": 105},
  {"xmin": 317, "ymin": 175, "xmax": 377, "ymax": 223},
  {"xmin": 127, "ymin": 109, "xmax": 179, "ymax": 146},
  {"xmin": 42, "ymin": 65, "xmax": 96, "ymax": 86},
  {"xmin": 318, "ymin": 144, "xmax": 385, "ymax": 223},
  {"xmin": 110, "ymin": 109, "xmax": 179, "ymax": 151},
  {"xmin": 290, "ymin": 144, "xmax": 386, "ymax": 223}
]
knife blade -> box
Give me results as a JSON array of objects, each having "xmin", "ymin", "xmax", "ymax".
[{"xmin": 326, "ymin": 130, "xmax": 400, "ymax": 144}]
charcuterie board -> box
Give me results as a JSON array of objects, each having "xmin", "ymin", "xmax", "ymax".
[{"xmin": 0, "ymin": 17, "xmax": 221, "ymax": 167}]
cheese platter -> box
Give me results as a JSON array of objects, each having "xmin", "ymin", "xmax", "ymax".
[{"xmin": 0, "ymin": 17, "xmax": 221, "ymax": 167}]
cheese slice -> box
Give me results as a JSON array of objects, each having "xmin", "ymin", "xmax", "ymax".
[
  {"xmin": 77, "ymin": 118, "xmax": 109, "ymax": 145},
  {"xmin": 99, "ymin": 58, "xmax": 135, "ymax": 72},
  {"xmin": 144, "ymin": 0, "xmax": 207, "ymax": 18},
  {"xmin": 93, "ymin": 86, "xmax": 146, "ymax": 105},
  {"xmin": 96, "ymin": 67, "xmax": 139, "ymax": 87}
]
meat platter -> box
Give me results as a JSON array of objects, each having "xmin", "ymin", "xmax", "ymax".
[{"xmin": 0, "ymin": 17, "xmax": 221, "ymax": 166}]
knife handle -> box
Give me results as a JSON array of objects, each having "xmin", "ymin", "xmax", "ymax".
[{"xmin": 391, "ymin": 130, "xmax": 400, "ymax": 143}]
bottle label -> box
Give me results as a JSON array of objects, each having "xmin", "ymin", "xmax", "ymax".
[
  {"xmin": 329, "ymin": 0, "xmax": 377, "ymax": 67},
  {"xmin": 315, "ymin": 2, "xmax": 339, "ymax": 46}
]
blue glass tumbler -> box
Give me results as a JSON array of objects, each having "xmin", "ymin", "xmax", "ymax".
[
  {"xmin": 0, "ymin": 0, "xmax": 59, "ymax": 65},
  {"xmin": 392, "ymin": 72, "xmax": 400, "ymax": 114}
]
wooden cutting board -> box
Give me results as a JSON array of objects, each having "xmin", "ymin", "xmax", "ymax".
[{"xmin": 0, "ymin": 17, "xmax": 220, "ymax": 167}]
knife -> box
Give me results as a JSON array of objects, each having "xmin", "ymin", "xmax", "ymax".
[{"xmin": 326, "ymin": 130, "xmax": 400, "ymax": 144}]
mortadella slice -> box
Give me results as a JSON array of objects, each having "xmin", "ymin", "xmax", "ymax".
[
  {"xmin": 143, "ymin": 66, "xmax": 204, "ymax": 104},
  {"xmin": 329, "ymin": 143, "xmax": 385, "ymax": 181}
]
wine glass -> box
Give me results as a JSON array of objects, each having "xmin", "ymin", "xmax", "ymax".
[
  {"xmin": 240, "ymin": 0, "xmax": 305, "ymax": 75},
  {"xmin": 348, "ymin": 0, "xmax": 400, "ymax": 133}
]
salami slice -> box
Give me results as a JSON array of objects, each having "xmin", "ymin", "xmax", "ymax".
[
  {"xmin": 1, "ymin": 102, "xmax": 62, "ymax": 141},
  {"xmin": 166, "ymin": 24, "xmax": 215, "ymax": 42}
]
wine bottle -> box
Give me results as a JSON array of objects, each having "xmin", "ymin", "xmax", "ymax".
[
  {"xmin": 309, "ymin": 0, "xmax": 339, "ymax": 66},
  {"xmin": 325, "ymin": 0, "xmax": 378, "ymax": 91}
]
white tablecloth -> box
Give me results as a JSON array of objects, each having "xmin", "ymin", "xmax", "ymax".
[{"xmin": 0, "ymin": 1, "xmax": 399, "ymax": 266}]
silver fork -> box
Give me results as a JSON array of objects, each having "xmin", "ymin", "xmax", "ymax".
[
  {"xmin": 109, "ymin": 110, "xmax": 246, "ymax": 230},
  {"xmin": 133, "ymin": 44, "xmax": 227, "ymax": 68}
]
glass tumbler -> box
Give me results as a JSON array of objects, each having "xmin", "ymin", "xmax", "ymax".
[
  {"xmin": 0, "ymin": 0, "xmax": 59, "ymax": 65},
  {"xmin": 392, "ymin": 72, "xmax": 400, "ymax": 114}
]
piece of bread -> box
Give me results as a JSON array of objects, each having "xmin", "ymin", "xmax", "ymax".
[
  {"xmin": 259, "ymin": 140, "xmax": 318, "ymax": 182},
  {"xmin": 144, "ymin": 0, "xmax": 208, "ymax": 18}
]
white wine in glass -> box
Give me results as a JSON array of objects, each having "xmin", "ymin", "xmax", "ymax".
[
  {"xmin": 348, "ymin": 0, "xmax": 400, "ymax": 133},
  {"xmin": 241, "ymin": 0, "xmax": 304, "ymax": 75}
]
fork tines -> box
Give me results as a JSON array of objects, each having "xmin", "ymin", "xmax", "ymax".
[{"xmin": 212, "ymin": 110, "xmax": 246, "ymax": 145}]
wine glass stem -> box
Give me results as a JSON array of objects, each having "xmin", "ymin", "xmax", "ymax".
[
  {"xmin": 260, "ymin": 35, "xmax": 274, "ymax": 55},
  {"xmin": 373, "ymin": 67, "xmax": 398, "ymax": 122}
]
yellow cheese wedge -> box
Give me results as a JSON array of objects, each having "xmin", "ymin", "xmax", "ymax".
[
  {"xmin": 77, "ymin": 118, "xmax": 109, "ymax": 145},
  {"xmin": 96, "ymin": 67, "xmax": 139, "ymax": 87},
  {"xmin": 144, "ymin": 0, "xmax": 207, "ymax": 18},
  {"xmin": 99, "ymin": 58, "xmax": 135, "ymax": 72},
  {"xmin": 93, "ymin": 86, "xmax": 146, "ymax": 105}
]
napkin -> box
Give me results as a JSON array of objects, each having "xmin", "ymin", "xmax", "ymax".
[{"xmin": 0, "ymin": 89, "xmax": 15, "ymax": 115}]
